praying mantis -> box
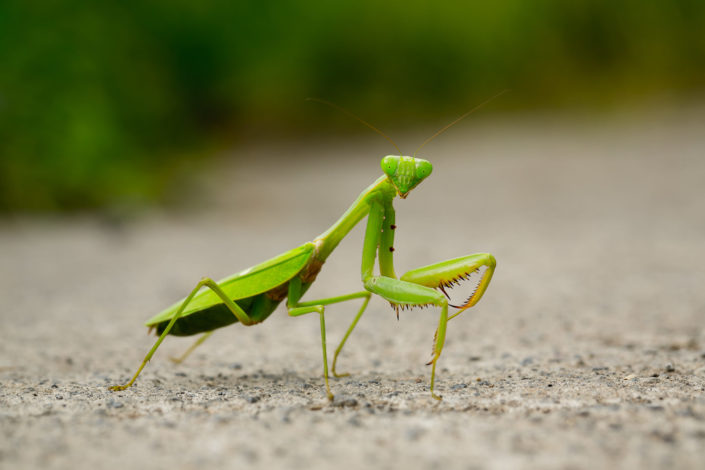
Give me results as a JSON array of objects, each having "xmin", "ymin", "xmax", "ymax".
[{"xmin": 110, "ymin": 101, "xmax": 498, "ymax": 401}]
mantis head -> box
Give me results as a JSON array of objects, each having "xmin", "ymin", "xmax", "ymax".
[{"xmin": 381, "ymin": 156, "xmax": 433, "ymax": 199}]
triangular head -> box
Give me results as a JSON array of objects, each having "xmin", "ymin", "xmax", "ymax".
[{"xmin": 380, "ymin": 155, "xmax": 433, "ymax": 199}]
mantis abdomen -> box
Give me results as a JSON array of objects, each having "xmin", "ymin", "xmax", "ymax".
[{"xmin": 153, "ymin": 295, "xmax": 276, "ymax": 336}]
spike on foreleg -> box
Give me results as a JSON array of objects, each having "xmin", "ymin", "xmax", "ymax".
[
  {"xmin": 389, "ymin": 301, "xmax": 434, "ymax": 318},
  {"xmin": 389, "ymin": 302, "xmax": 400, "ymax": 320},
  {"xmin": 428, "ymin": 267, "xmax": 487, "ymax": 309}
]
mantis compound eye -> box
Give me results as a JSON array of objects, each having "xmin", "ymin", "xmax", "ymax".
[
  {"xmin": 381, "ymin": 155, "xmax": 400, "ymax": 177},
  {"xmin": 415, "ymin": 159, "xmax": 432, "ymax": 180}
]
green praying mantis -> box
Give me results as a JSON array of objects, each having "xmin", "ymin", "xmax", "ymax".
[{"xmin": 110, "ymin": 100, "xmax": 498, "ymax": 401}]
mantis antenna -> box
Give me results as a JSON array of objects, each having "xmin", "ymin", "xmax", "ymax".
[
  {"xmin": 306, "ymin": 97, "xmax": 403, "ymax": 156},
  {"xmin": 413, "ymin": 90, "xmax": 509, "ymax": 157}
]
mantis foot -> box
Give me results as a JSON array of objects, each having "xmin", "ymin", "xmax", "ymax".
[
  {"xmin": 331, "ymin": 357, "xmax": 350, "ymax": 378},
  {"xmin": 428, "ymin": 353, "xmax": 443, "ymax": 401}
]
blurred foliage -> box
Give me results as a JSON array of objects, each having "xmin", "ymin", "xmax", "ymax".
[{"xmin": 1, "ymin": 0, "xmax": 704, "ymax": 212}]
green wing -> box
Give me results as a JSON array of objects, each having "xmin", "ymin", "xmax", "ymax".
[{"xmin": 145, "ymin": 242, "xmax": 315, "ymax": 326}]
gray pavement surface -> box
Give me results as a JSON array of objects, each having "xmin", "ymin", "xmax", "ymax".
[{"xmin": 2, "ymin": 104, "xmax": 705, "ymax": 470}]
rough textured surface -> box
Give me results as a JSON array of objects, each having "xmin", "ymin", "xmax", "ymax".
[{"xmin": 2, "ymin": 105, "xmax": 705, "ymax": 470}]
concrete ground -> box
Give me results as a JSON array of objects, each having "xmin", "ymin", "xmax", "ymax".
[{"xmin": 1, "ymin": 103, "xmax": 704, "ymax": 470}]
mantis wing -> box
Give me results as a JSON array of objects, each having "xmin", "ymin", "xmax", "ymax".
[{"xmin": 144, "ymin": 242, "xmax": 315, "ymax": 326}]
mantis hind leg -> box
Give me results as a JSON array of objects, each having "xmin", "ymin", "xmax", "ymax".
[
  {"xmin": 169, "ymin": 330, "xmax": 215, "ymax": 364},
  {"xmin": 110, "ymin": 278, "xmax": 255, "ymax": 391}
]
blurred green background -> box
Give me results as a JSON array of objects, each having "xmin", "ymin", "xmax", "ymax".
[{"xmin": 1, "ymin": 0, "xmax": 703, "ymax": 213}]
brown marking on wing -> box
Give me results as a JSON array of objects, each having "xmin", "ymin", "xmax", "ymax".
[
  {"xmin": 266, "ymin": 283, "xmax": 289, "ymax": 302},
  {"xmin": 300, "ymin": 258, "xmax": 324, "ymax": 284},
  {"xmin": 266, "ymin": 258, "xmax": 324, "ymax": 302}
]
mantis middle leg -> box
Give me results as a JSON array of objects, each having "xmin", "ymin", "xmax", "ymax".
[{"xmin": 286, "ymin": 276, "xmax": 371, "ymax": 400}]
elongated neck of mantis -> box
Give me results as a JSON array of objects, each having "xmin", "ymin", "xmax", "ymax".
[{"xmin": 314, "ymin": 175, "xmax": 395, "ymax": 261}]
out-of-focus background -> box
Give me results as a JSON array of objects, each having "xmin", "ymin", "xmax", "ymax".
[
  {"xmin": 2, "ymin": 3, "xmax": 705, "ymax": 470},
  {"xmin": 1, "ymin": 0, "xmax": 704, "ymax": 213}
]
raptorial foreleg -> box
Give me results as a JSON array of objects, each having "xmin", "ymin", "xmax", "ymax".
[{"xmin": 401, "ymin": 253, "xmax": 496, "ymax": 320}]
